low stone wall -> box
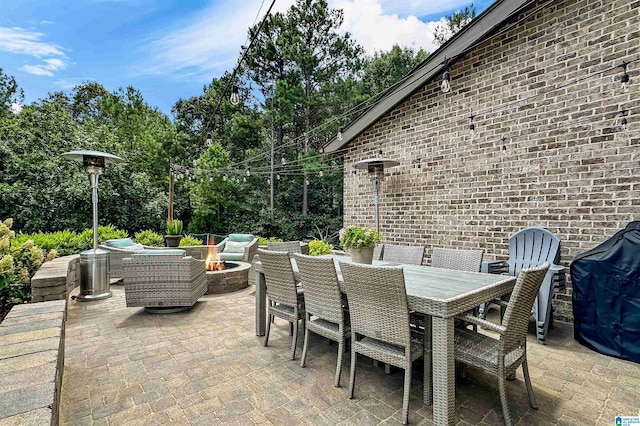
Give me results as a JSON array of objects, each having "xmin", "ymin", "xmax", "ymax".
[
  {"xmin": 206, "ymin": 262, "xmax": 251, "ymax": 294},
  {"xmin": 31, "ymin": 255, "xmax": 80, "ymax": 303},
  {"xmin": 0, "ymin": 300, "xmax": 66, "ymax": 425}
]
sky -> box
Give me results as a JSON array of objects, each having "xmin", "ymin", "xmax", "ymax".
[{"xmin": 0, "ymin": 0, "xmax": 492, "ymax": 117}]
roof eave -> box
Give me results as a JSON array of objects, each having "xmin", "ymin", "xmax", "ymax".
[{"xmin": 324, "ymin": 0, "xmax": 532, "ymax": 154}]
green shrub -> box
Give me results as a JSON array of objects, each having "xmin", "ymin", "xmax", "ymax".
[
  {"xmin": 12, "ymin": 230, "xmax": 81, "ymax": 256},
  {"xmin": 79, "ymin": 225, "xmax": 128, "ymax": 247},
  {"xmin": 166, "ymin": 220, "xmax": 183, "ymax": 235},
  {"xmin": 179, "ymin": 236, "xmax": 203, "ymax": 246},
  {"xmin": 308, "ymin": 240, "xmax": 333, "ymax": 256},
  {"xmin": 257, "ymin": 236, "xmax": 283, "ymax": 245},
  {"xmin": 1, "ymin": 218, "xmax": 51, "ymax": 316},
  {"xmin": 133, "ymin": 230, "xmax": 164, "ymax": 247}
]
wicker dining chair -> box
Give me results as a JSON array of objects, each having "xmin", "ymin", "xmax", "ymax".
[
  {"xmin": 382, "ymin": 245, "xmax": 425, "ymax": 265},
  {"xmin": 373, "ymin": 244, "xmax": 384, "ymax": 261},
  {"xmin": 267, "ymin": 241, "xmax": 303, "ymax": 253},
  {"xmin": 431, "ymin": 247, "xmax": 484, "ymax": 272},
  {"xmin": 258, "ymin": 249, "xmax": 305, "ymax": 360},
  {"xmin": 454, "ymin": 262, "xmax": 550, "ymax": 426},
  {"xmin": 293, "ymin": 254, "xmax": 350, "ymax": 387},
  {"xmin": 340, "ymin": 262, "xmax": 426, "ymax": 425}
]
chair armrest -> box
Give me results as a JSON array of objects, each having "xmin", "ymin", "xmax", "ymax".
[
  {"xmin": 243, "ymin": 238, "xmax": 259, "ymax": 262},
  {"xmin": 457, "ymin": 313, "xmax": 506, "ymax": 335},
  {"xmin": 215, "ymin": 239, "xmax": 227, "ymax": 251}
]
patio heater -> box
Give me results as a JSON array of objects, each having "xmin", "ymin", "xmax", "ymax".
[
  {"xmin": 353, "ymin": 158, "xmax": 399, "ymax": 233},
  {"xmin": 61, "ymin": 150, "xmax": 124, "ymax": 301}
]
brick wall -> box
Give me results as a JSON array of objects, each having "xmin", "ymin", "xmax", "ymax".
[{"xmin": 342, "ymin": 0, "xmax": 640, "ymax": 322}]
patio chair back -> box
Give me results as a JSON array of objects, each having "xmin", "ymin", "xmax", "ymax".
[
  {"xmin": 431, "ymin": 247, "xmax": 483, "ymax": 272},
  {"xmin": 508, "ymin": 227, "xmax": 560, "ymax": 276},
  {"xmin": 502, "ymin": 262, "xmax": 550, "ymax": 354},
  {"xmin": 292, "ymin": 254, "xmax": 343, "ymax": 325},
  {"xmin": 267, "ymin": 241, "xmax": 302, "ymax": 253},
  {"xmin": 258, "ymin": 249, "xmax": 299, "ymax": 307},
  {"xmin": 340, "ymin": 262, "xmax": 410, "ymax": 348},
  {"xmin": 381, "ymin": 245, "xmax": 424, "ymax": 265},
  {"xmin": 373, "ymin": 244, "xmax": 384, "ymax": 261}
]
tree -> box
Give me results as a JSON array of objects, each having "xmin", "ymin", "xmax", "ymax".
[
  {"xmin": 360, "ymin": 45, "xmax": 429, "ymax": 97},
  {"xmin": 433, "ymin": 5, "xmax": 476, "ymax": 46},
  {"xmin": 0, "ymin": 69, "xmax": 24, "ymax": 118}
]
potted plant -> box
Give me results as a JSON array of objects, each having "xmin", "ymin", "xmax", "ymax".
[
  {"xmin": 164, "ymin": 219, "xmax": 183, "ymax": 247},
  {"xmin": 339, "ymin": 226, "xmax": 381, "ymax": 264}
]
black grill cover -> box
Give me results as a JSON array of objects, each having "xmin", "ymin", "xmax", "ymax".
[{"xmin": 571, "ymin": 222, "xmax": 640, "ymax": 363}]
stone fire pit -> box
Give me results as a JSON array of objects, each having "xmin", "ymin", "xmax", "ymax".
[{"xmin": 205, "ymin": 261, "xmax": 250, "ymax": 294}]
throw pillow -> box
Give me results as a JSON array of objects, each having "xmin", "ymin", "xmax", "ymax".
[{"xmin": 223, "ymin": 241, "xmax": 246, "ymax": 253}]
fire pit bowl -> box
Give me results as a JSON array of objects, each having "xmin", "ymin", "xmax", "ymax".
[{"xmin": 205, "ymin": 261, "xmax": 251, "ymax": 294}]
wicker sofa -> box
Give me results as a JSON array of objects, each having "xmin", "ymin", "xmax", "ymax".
[
  {"xmin": 122, "ymin": 250, "xmax": 206, "ymax": 312},
  {"xmin": 99, "ymin": 238, "xmax": 168, "ymax": 280}
]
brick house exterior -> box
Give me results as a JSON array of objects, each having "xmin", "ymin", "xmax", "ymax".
[{"xmin": 329, "ymin": 0, "xmax": 639, "ymax": 322}]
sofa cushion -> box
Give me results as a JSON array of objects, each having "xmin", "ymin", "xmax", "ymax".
[
  {"xmin": 136, "ymin": 249, "xmax": 186, "ymax": 255},
  {"xmin": 223, "ymin": 241, "xmax": 247, "ymax": 253},
  {"xmin": 228, "ymin": 234, "xmax": 254, "ymax": 243},
  {"xmin": 219, "ymin": 252, "xmax": 244, "ymax": 261},
  {"xmin": 105, "ymin": 238, "xmax": 135, "ymax": 248}
]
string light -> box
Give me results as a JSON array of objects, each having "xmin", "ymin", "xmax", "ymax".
[
  {"xmin": 276, "ymin": 174, "xmax": 280, "ymax": 180},
  {"xmin": 441, "ymin": 57, "xmax": 451, "ymax": 93},
  {"xmin": 192, "ymin": 159, "xmax": 197, "ymax": 167},
  {"xmin": 305, "ymin": 178, "xmax": 309, "ymax": 185},
  {"xmin": 319, "ymin": 170, "xmax": 324, "ymax": 177},
  {"xmin": 246, "ymin": 168, "xmax": 251, "ymax": 176},
  {"xmin": 223, "ymin": 175, "xmax": 227, "ymax": 181},
  {"xmin": 620, "ymin": 62, "xmax": 629, "ymax": 91},
  {"xmin": 337, "ymin": 126, "xmax": 344, "ymax": 141},
  {"xmin": 206, "ymin": 133, "xmax": 213, "ymax": 147},
  {"xmin": 230, "ymin": 85, "xmax": 240, "ymax": 105},
  {"xmin": 243, "ymin": 176, "xmax": 246, "ymax": 182},
  {"xmin": 281, "ymin": 157, "xmax": 287, "ymax": 165}
]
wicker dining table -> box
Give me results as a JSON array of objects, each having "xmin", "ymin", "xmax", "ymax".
[{"xmin": 252, "ymin": 254, "xmax": 516, "ymax": 426}]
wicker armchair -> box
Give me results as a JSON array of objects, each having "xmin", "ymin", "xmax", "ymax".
[
  {"xmin": 293, "ymin": 254, "xmax": 350, "ymax": 387},
  {"xmin": 122, "ymin": 252, "xmax": 207, "ymax": 313},
  {"xmin": 382, "ymin": 244, "xmax": 425, "ymax": 265},
  {"xmin": 217, "ymin": 234, "xmax": 259, "ymax": 262},
  {"xmin": 99, "ymin": 238, "xmax": 167, "ymax": 280},
  {"xmin": 454, "ymin": 262, "xmax": 550, "ymax": 426},
  {"xmin": 340, "ymin": 262, "xmax": 426, "ymax": 425},
  {"xmin": 259, "ymin": 249, "xmax": 305, "ymax": 360}
]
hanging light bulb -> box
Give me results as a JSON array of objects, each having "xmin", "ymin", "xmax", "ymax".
[
  {"xmin": 469, "ymin": 115, "xmax": 476, "ymax": 139},
  {"xmin": 206, "ymin": 132, "xmax": 212, "ymax": 146},
  {"xmin": 441, "ymin": 58, "xmax": 451, "ymax": 93},
  {"xmin": 620, "ymin": 63, "xmax": 629, "ymax": 92},
  {"xmin": 305, "ymin": 178, "xmax": 309, "ymax": 186},
  {"xmin": 319, "ymin": 170, "xmax": 324, "ymax": 177},
  {"xmin": 230, "ymin": 85, "xmax": 240, "ymax": 105},
  {"xmin": 236, "ymin": 177, "xmax": 240, "ymax": 183},
  {"xmin": 619, "ymin": 110, "xmax": 629, "ymax": 130},
  {"xmin": 267, "ymin": 178, "xmax": 271, "ymax": 185},
  {"xmin": 276, "ymin": 174, "xmax": 280, "ymax": 180},
  {"xmin": 223, "ymin": 175, "xmax": 227, "ymax": 181},
  {"xmin": 192, "ymin": 159, "xmax": 197, "ymax": 167},
  {"xmin": 337, "ymin": 126, "xmax": 344, "ymax": 141},
  {"xmin": 281, "ymin": 157, "xmax": 287, "ymax": 165},
  {"xmin": 209, "ymin": 177, "xmax": 213, "ymax": 182},
  {"xmin": 243, "ymin": 177, "xmax": 246, "ymax": 183},
  {"xmin": 246, "ymin": 168, "xmax": 251, "ymax": 177}
]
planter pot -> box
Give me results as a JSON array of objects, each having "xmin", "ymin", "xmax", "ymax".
[
  {"xmin": 164, "ymin": 235, "xmax": 182, "ymax": 248},
  {"xmin": 350, "ymin": 247, "xmax": 374, "ymax": 264}
]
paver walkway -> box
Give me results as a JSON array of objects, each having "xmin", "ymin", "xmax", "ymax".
[{"xmin": 60, "ymin": 285, "xmax": 640, "ymax": 425}]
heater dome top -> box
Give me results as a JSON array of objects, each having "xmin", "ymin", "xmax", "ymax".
[
  {"xmin": 353, "ymin": 158, "xmax": 399, "ymax": 170},
  {"xmin": 61, "ymin": 150, "xmax": 124, "ymax": 165}
]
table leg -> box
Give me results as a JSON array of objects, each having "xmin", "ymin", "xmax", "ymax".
[
  {"xmin": 255, "ymin": 270, "xmax": 266, "ymax": 336},
  {"xmin": 432, "ymin": 316, "xmax": 455, "ymax": 426}
]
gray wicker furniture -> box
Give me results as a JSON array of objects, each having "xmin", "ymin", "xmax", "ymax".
[
  {"xmin": 267, "ymin": 241, "xmax": 303, "ymax": 253},
  {"xmin": 454, "ymin": 262, "xmax": 550, "ymax": 426},
  {"xmin": 100, "ymin": 239, "xmax": 170, "ymax": 280},
  {"xmin": 340, "ymin": 262, "xmax": 426, "ymax": 425},
  {"xmin": 258, "ymin": 249, "xmax": 305, "ymax": 360},
  {"xmin": 293, "ymin": 254, "xmax": 350, "ymax": 387},
  {"xmin": 122, "ymin": 251, "xmax": 207, "ymax": 313},
  {"xmin": 253, "ymin": 254, "xmax": 516, "ymax": 425},
  {"xmin": 373, "ymin": 244, "xmax": 384, "ymax": 261},
  {"xmin": 217, "ymin": 234, "xmax": 259, "ymax": 262},
  {"xmin": 431, "ymin": 248, "xmax": 484, "ymax": 272},
  {"xmin": 382, "ymin": 244, "xmax": 425, "ymax": 265}
]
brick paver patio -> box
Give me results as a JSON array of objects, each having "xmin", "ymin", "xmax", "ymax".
[{"xmin": 60, "ymin": 285, "xmax": 640, "ymax": 425}]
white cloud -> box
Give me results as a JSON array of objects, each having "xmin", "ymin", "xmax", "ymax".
[
  {"xmin": 22, "ymin": 57, "xmax": 67, "ymax": 77},
  {"xmin": 138, "ymin": 0, "xmax": 458, "ymax": 80},
  {"xmin": 0, "ymin": 26, "xmax": 68, "ymax": 77},
  {"xmin": 0, "ymin": 27, "xmax": 64, "ymax": 57}
]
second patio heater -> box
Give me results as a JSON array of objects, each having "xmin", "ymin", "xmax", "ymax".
[
  {"xmin": 353, "ymin": 158, "xmax": 399, "ymax": 233},
  {"xmin": 61, "ymin": 150, "xmax": 124, "ymax": 301}
]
